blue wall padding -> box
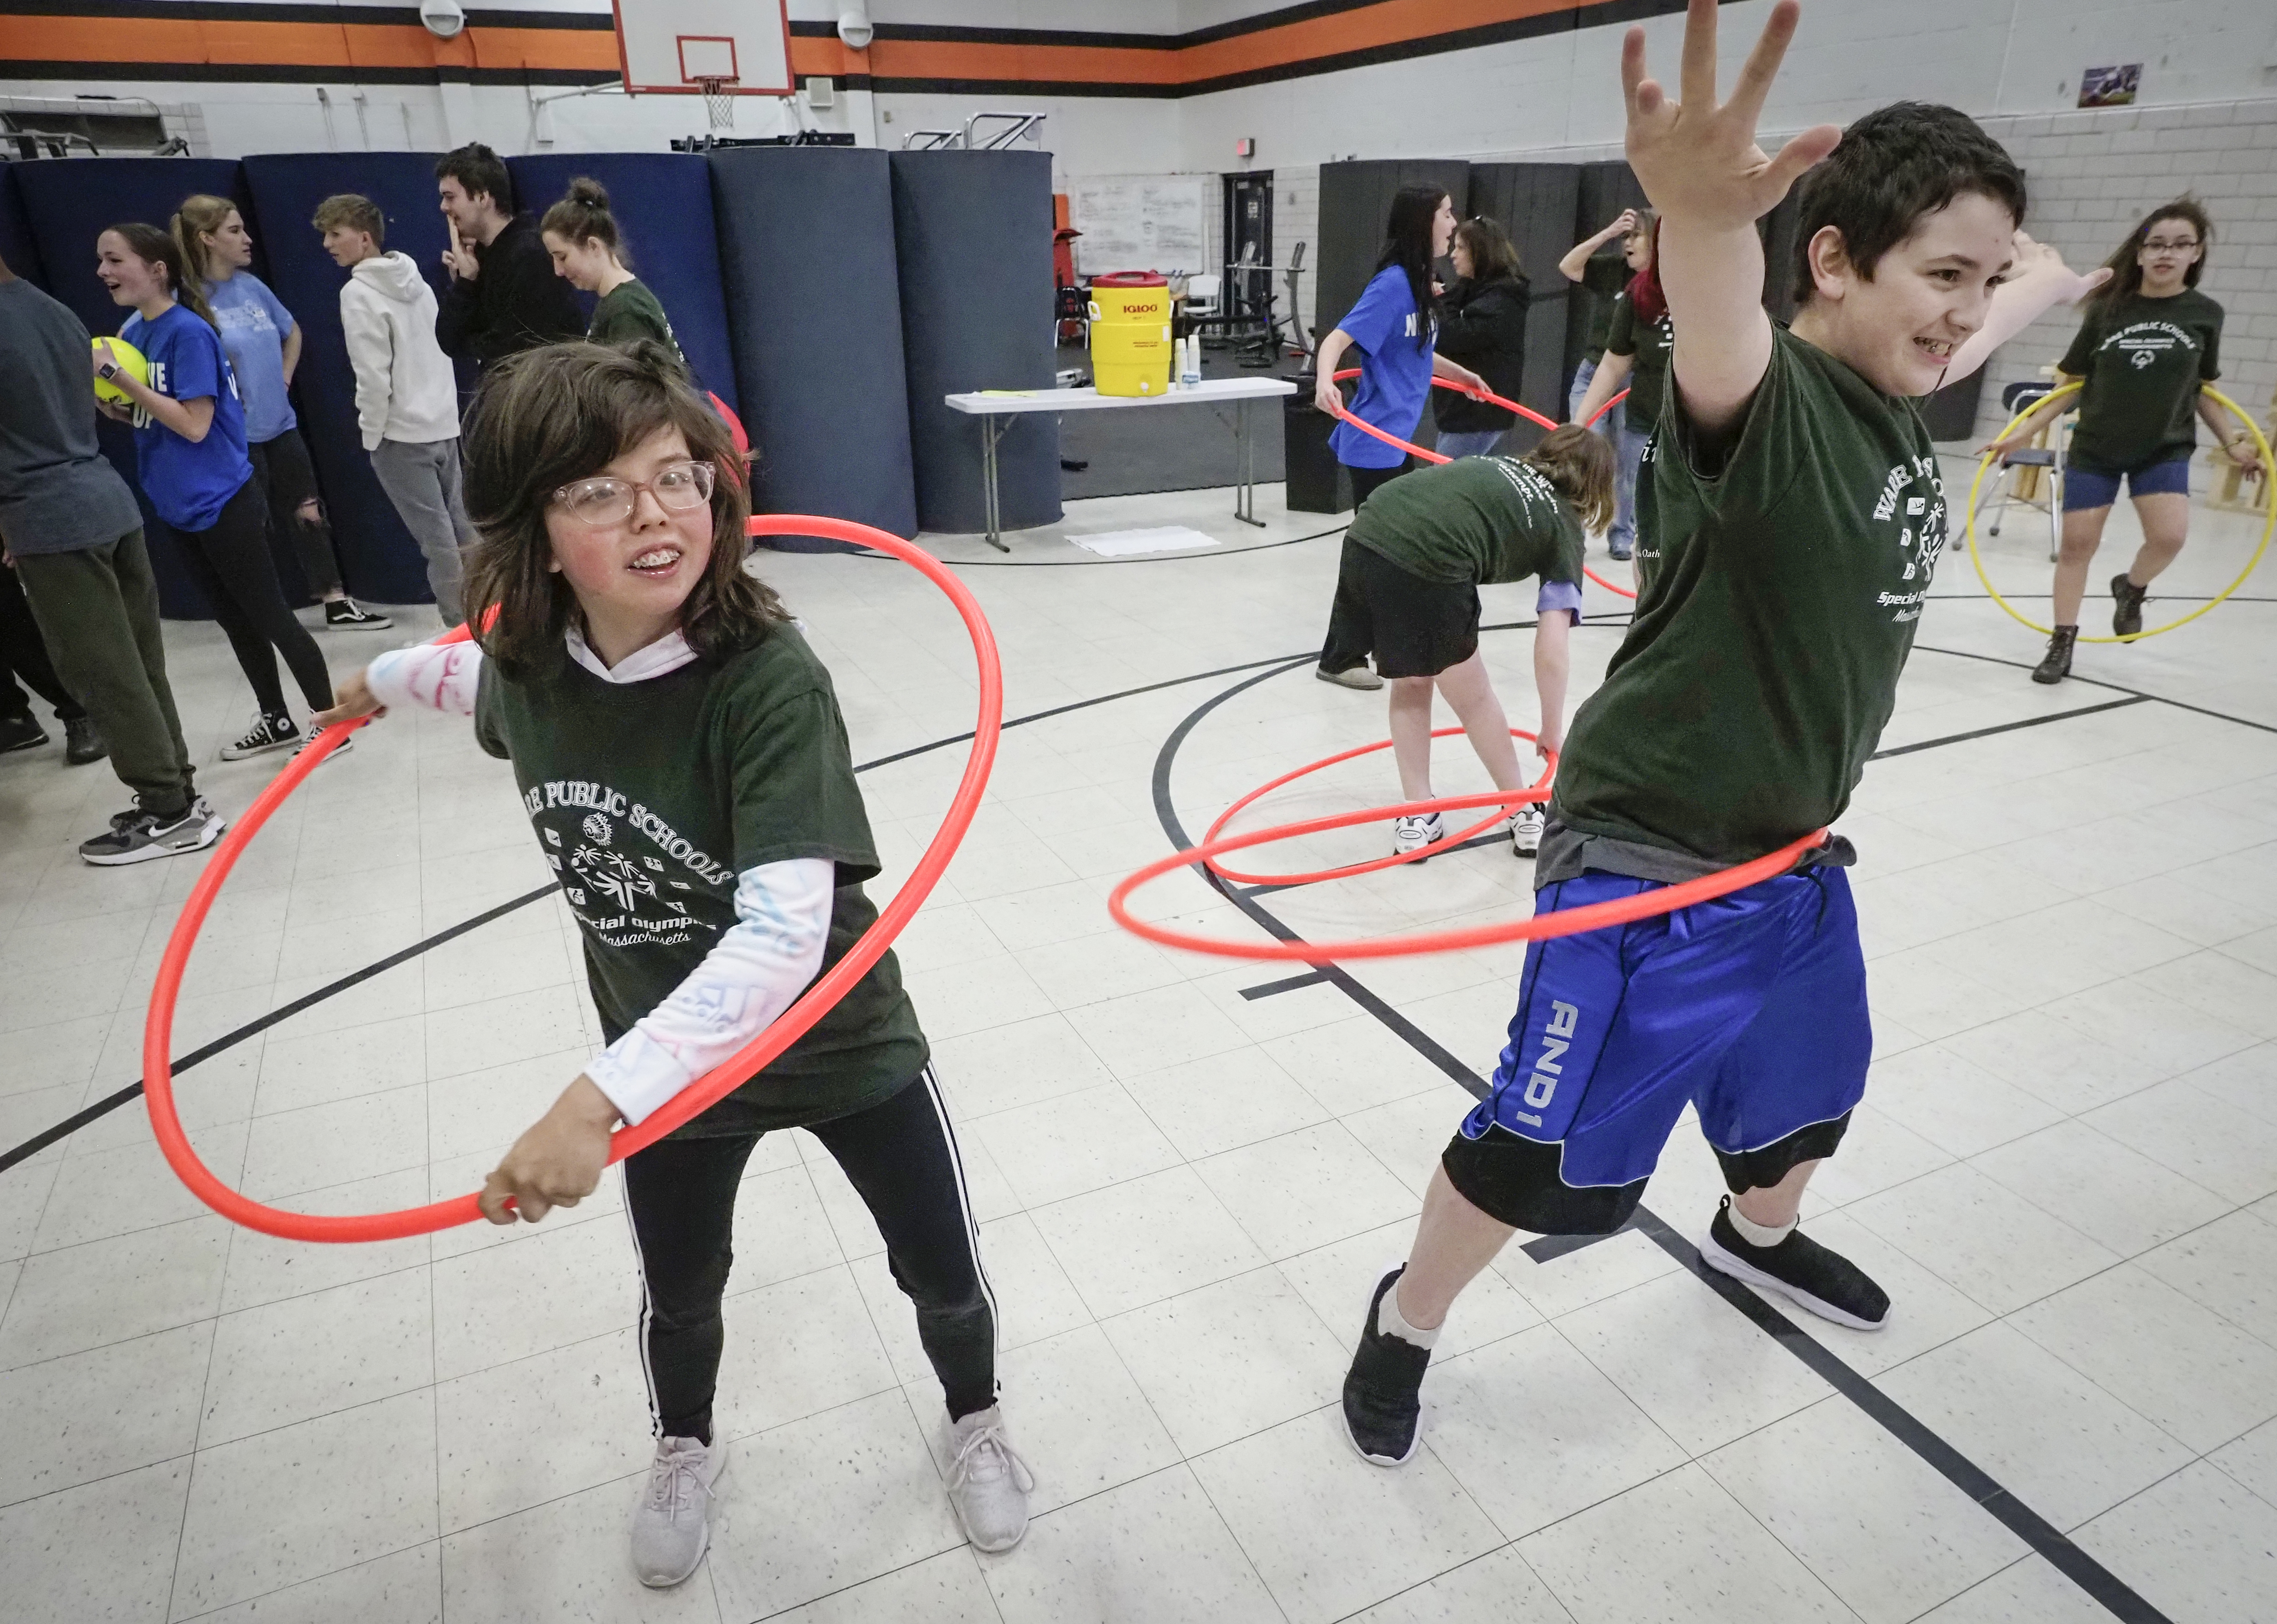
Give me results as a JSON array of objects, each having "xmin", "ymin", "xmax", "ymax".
[
  {"xmin": 0, "ymin": 166, "xmax": 48, "ymax": 288},
  {"xmin": 13, "ymin": 157, "xmax": 253, "ymax": 618},
  {"xmin": 889, "ymin": 150, "xmax": 1059, "ymax": 537},
  {"xmin": 240, "ymin": 152, "xmax": 457, "ymax": 608},
  {"xmin": 708, "ymin": 147, "xmax": 915, "ymax": 551},
  {"xmin": 507, "ymin": 153, "xmax": 738, "ymax": 418}
]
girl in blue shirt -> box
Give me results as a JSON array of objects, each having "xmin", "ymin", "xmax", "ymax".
[
  {"xmin": 1313, "ymin": 185, "xmax": 1486, "ymax": 689},
  {"xmin": 175, "ymin": 194, "xmax": 388, "ymax": 630},
  {"xmin": 95, "ymin": 223, "xmax": 337, "ymax": 758}
]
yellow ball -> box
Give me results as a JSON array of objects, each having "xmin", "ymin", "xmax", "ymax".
[{"xmin": 91, "ymin": 335, "xmax": 149, "ymax": 405}]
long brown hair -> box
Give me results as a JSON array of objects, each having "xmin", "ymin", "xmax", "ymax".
[
  {"xmin": 2091, "ymin": 196, "xmax": 2214, "ymax": 309},
  {"xmin": 1453, "ymin": 215, "xmax": 1522, "ymax": 286},
  {"xmin": 171, "ymin": 192, "xmax": 236, "ymax": 289},
  {"xmin": 102, "ymin": 220, "xmax": 215, "ymax": 328},
  {"xmin": 460, "ymin": 340, "xmax": 784, "ymax": 673},
  {"xmin": 1522, "ymin": 424, "xmax": 1617, "ymax": 535}
]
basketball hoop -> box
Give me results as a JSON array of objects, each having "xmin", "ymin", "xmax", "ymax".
[{"xmin": 697, "ymin": 74, "xmax": 737, "ymax": 129}]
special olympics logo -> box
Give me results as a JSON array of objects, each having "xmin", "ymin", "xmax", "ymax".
[{"xmin": 583, "ymin": 812, "xmax": 611, "ymax": 844}]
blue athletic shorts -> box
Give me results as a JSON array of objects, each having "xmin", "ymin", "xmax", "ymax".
[
  {"xmin": 1441, "ymin": 865, "xmax": 1869, "ymax": 1234},
  {"xmin": 2063, "ymin": 453, "xmax": 2191, "ymax": 512}
]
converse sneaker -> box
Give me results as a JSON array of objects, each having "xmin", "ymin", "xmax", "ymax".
[
  {"xmin": 1317, "ymin": 662, "xmax": 1385, "ymax": 691},
  {"xmin": 1510, "ymin": 804, "xmax": 1545, "ymax": 857},
  {"xmin": 629, "ymin": 1435, "xmax": 725, "ymax": 1588},
  {"xmin": 1391, "ymin": 812, "xmax": 1445, "ymax": 861},
  {"xmin": 221, "ymin": 713, "xmax": 300, "ymax": 761},
  {"xmin": 324, "ymin": 597, "xmax": 393, "ymax": 630},
  {"xmin": 945, "ymin": 1406, "xmax": 1034, "ymax": 1553},
  {"xmin": 1699, "ymin": 1196, "xmax": 1890, "ymax": 1331},
  {"xmin": 2030, "ymin": 626, "xmax": 2077, "ymax": 685},
  {"xmin": 63, "ymin": 714, "xmax": 106, "ymax": 765},
  {"xmin": 0, "ymin": 711, "xmax": 46, "ymax": 754},
  {"xmin": 1341, "ymin": 1266, "xmax": 1432, "ymax": 1466},
  {"xmin": 291, "ymin": 723, "xmax": 354, "ymax": 765},
  {"xmin": 2111, "ymin": 572, "xmax": 2148, "ymax": 638},
  {"xmin": 77, "ymin": 796, "xmax": 225, "ymax": 867}
]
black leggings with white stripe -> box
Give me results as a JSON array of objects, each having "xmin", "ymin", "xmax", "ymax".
[{"xmin": 622, "ymin": 1067, "xmax": 995, "ymax": 1444}]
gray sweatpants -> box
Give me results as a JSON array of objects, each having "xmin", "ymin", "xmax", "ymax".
[{"xmin": 369, "ymin": 436, "xmax": 475, "ymax": 626}]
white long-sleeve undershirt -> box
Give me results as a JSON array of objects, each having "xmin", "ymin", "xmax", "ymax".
[{"xmin": 367, "ymin": 631, "xmax": 835, "ymax": 1126}]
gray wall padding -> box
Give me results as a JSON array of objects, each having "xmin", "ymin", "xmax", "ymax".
[
  {"xmin": 890, "ymin": 150, "xmax": 1059, "ymax": 537},
  {"xmin": 708, "ymin": 148, "xmax": 914, "ymax": 550},
  {"xmin": 1315, "ymin": 159, "xmax": 1473, "ymax": 341},
  {"xmin": 1464, "ymin": 163, "xmax": 1582, "ymax": 447}
]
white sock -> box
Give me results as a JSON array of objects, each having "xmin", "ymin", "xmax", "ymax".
[
  {"xmin": 1727, "ymin": 1203, "xmax": 1797, "ymax": 1248},
  {"xmin": 1377, "ymin": 1274, "xmax": 1440, "ymax": 1350}
]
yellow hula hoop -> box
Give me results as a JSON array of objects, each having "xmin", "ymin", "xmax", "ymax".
[{"xmin": 1963, "ymin": 381, "xmax": 2277, "ymax": 643}]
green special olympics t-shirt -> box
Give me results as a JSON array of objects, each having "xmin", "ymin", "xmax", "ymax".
[
  {"xmin": 1604, "ymin": 290, "xmax": 1674, "ymax": 434},
  {"xmin": 1551, "ymin": 327, "xmax": 1943, "ymax": 868},
  {"xmin": 1347, "ymin": 454, "xmax": 1585, "ymax": 588},
  {"xmin": 1581, "ymin": 253, "xmax": 1630, "ymax": 356},
  {"xmin": 2058, "ymin": 288, "xmax": 2222, "ymax": 473},
  {"xmin": 474, "ymin": 622, "xmax": 927, "ymax": 1135},
  {"xmin": 588, "ymin": 278, "xmax": 683, "ymax": 359}
]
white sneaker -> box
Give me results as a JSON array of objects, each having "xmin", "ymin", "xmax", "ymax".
[
  {"xmin": 629, "ymin": 1434, "xmax": 726, "ymax": 1588},
  {"xmin": 1510, "ymin": 805, "xmax": 1544, "ymax": 857},
  {"xmin": 946, "ymin": 1406, "xmax": 1034, "ymax": 1553},
  {"xmin": 1391, "ymin": 813, "xmax": 1444, "ymax": 861}
]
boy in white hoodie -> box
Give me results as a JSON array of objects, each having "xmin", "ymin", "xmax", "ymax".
[{"xmin": 316, "ymin": 193, "xmax": 476, "ymax": 626}]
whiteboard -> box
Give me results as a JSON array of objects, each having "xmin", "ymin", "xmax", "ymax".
[{"xmin": 1071, "ymin": 175, "xmax": 1208, "ymax": 276}]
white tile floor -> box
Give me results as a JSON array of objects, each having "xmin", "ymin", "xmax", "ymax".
[{"xmin": 2, "ymin": 465, "xmax": 2275, "ymax": 1623}]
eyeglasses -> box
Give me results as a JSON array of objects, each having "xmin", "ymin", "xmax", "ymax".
[
  {"xmin": 552, "ymin": 459, "xmax": 714, "ymax": 527},
  {"xmin": 2142, "ymin": 238, "xmax": 2199, "ymax": 253}
]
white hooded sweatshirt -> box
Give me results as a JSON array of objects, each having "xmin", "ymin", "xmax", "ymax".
[{"xmin": 340, "ymin": 251, "xmax": 461, "ymax": 451}]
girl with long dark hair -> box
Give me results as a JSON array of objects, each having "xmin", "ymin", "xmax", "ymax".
[
  {"xmin": 1572, "ymin": 210, "xmax": 1663, "ymax": 563},
  {"xmin": 1432, "ymin": 216, "xmax": 1532, "ymax": 459},
  {"xmin": 93, "ymin": 222, "xmax": 339, "ymax": 759},
  {"xmin": 1314, "ymin": 184, "xmax": 1489, "ymax": 689},
  {"xmin": 317, "ymin": 340, "xmax": 1032, "ymax": 1586},
  {"xmin": 1985, "ymin": 198, "xmax": 2255, "ymax": 682}
]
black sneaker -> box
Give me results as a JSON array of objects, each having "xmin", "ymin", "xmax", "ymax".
[
  {"xmin": 2030, "ymin": 626, "xmax": 2077, "ymax": 685},
  {"xmin": 325, "ymin": 597, "xmax": 393, "ymax": 630},
  {"xmin": 1608, "ymin": 541, "xmax": 1634, "ymax": 561},
  {"xmin": 2111, "ymin": 573, "xmax": 2147, "ymax": 638},
  {"xmin": 63, "ymin": 714, "xmax": 106, "ymax": 765},
  {"xmin": 78, "ymin": 796, "xmax": 225, "ymax": 867},
  {"xmin": 1342, "ymin": 1266, "xmax": 1432, "ymax": 1466},
  {"xmin": 0, "ymin": 711, "xmax": 47, "ymax": 754},
  {"xmin": 221, "ymin": 713, "xmax": 300, "ymax": 761},
  {"xmin": 291, "ymin": 723, "xmax": 354, "ymax": 765},
  {"xmin": 1699, "ymin": 1196, "xmax": 1889, "ymax": 1331}
]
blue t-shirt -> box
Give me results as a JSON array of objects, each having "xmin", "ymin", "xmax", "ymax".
[
  {"xmin": 118, "ymin": 303, "xmax": 253, "ymax": 531},
  {"xmin": 205, "ymin": 272, "xmax": 297, "ymax": 442},
  {"xmin": 1329, "ymin": 265, "xmax": 1437, "ymax": 470}
]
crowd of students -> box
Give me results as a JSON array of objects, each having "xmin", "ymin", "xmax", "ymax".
[{"xmin": 0, "ymin": 142, "xmax": 692, "ymax": 863}]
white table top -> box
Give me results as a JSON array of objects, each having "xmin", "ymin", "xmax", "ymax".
[{"xmin": 944, "ymin": 377, "xmax": 1298, "ymax": 415}]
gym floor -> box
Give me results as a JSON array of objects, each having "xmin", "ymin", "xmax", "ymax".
[{"xmin": 1, "ymin": 460, "xmax": 2273, "ymax": 1623}]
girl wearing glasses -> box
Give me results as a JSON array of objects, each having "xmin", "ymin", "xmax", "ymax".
[
  {"xmin": 318, "ymin": 341, "xmax": 1032, "ymax": 1585},
  {"xmin": 1985, "ymin": 198, "xmax": 2256, "ymax": 682}
]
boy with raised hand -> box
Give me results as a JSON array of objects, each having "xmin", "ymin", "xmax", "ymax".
[{"xmin": 1339, "ymin": 0, "xmax": 2110, "ymax": 1468}]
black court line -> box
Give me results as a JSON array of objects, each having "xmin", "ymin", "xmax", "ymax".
[
  {"xmin": 1148, "ymin": 655, "xmax": 2179, "ymax": 1624},
  {"xmin": 1868, "ymin": 695, "xmax": 2150, "ymax": 760},
  {"xmin": 1238, "ymin": 969, "xmax": 1331, "ymax": 1000},
  {"xmin": 1914, "ymin": 642, "xmax": 2277, "ymax": 736}
]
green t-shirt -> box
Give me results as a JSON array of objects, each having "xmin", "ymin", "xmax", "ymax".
[
  {"xmin": 2058, "ymin": 288, "xmax": 2222, "ymax": 473},
  {"xmin": 1605, "ymin": 291, "xmax": 1674, "ymax": 433},
  {"xmin": 1347, "ymin": 454, "xmax": 1586, "ymax": 587},
  {"xmin": 473, "ymin": 623, "xmax": 927, "ymax": 1136},
  {"xmin": 1550, "ymin": 326, "xmax": 1942, "ymax": 869},
  {"xmin": 588, "ymin": 278, "xmax": 682, "ymax": 357},
  {"xmin": 1580, "ymin": 253, "xmax": 1630, "ymax": 356}
]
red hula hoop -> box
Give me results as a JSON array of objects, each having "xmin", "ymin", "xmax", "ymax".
[
  {"xmin": 1326, "ymin": 369, "xmax": 1636, "ymax": 600},
  {"xmin": 1203, "ymin": 727, "xmax": 1556, "ymax": 886},
  {"xmin": 143, "ymin": 516, "xmax": 1002, "ymax": 1243},
  {"xmin": 1112, "ymin": 804, "xmax": 1828, "ymax": 963}
]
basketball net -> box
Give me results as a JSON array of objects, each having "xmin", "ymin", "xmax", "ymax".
[{"xmin": 698, "ymin": 76, "xmax": 737, "ymax": 131}]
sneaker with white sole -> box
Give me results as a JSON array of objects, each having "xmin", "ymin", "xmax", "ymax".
[
  {"xmin": 1699, "ymin": 1196, "xmax": 1890, "ymax": 1330},
  {"xmin": 629, "ymin": 1434, "xmax": 726, "ymax": 1588},
  {"xmin": 323, "ymin": 597, "xmax": 393, "ymax": 630},
  {"xmin": 1341, "ymin": 1265, "xmax": 1430, "ymax": 1466},
  {"xmin": 221, "ymin": 713, "xmax": 300, "ymax": 760},
  {"xmin": 1510, "ymin": 805, "xmax": 1544, "ymax": 857},
  {"xmin": 291, "ymin": 724, "xmax": 354, "ymax": 765},
  {"xmin": 78, "ymin": 795, "xmax": 225, "ymax": 867},
  {"xmin": 1391, "ymin": 812, "xmax": 1444, "ymax": 861},
  {"xmin": 946, "ymin": 1406, "xmax": 1034, "ymax": 1553},
  {"xmin": 1316, "ymin": 662, "xmax": 1385, "ymax": 691}
]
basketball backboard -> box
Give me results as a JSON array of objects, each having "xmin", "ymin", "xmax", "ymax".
[{"xmin": 611, "ymin": 0, "xmax": 794, "ymax": 97}]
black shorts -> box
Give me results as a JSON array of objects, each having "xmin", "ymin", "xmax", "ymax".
[{"xmin": 1322, "ymin": 537, "xmax": 1480, "ymax": 680}]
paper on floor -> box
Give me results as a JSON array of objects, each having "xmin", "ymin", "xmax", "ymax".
[{"xmin": 1067, "ymin": 526, "xmax": 1224, "ymax": 558}]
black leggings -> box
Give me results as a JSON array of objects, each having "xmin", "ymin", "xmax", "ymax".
[
  {"xmin": 248, "ymin": 428, "xmax": 342, "ymax": 599},
  {"xmin": 173, "ymin": 480, "xmax": 334, "ymax": 720},
  {"xmin": 622, "ymin": 1066, "xmax": 996, "ymax": 1444}
]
